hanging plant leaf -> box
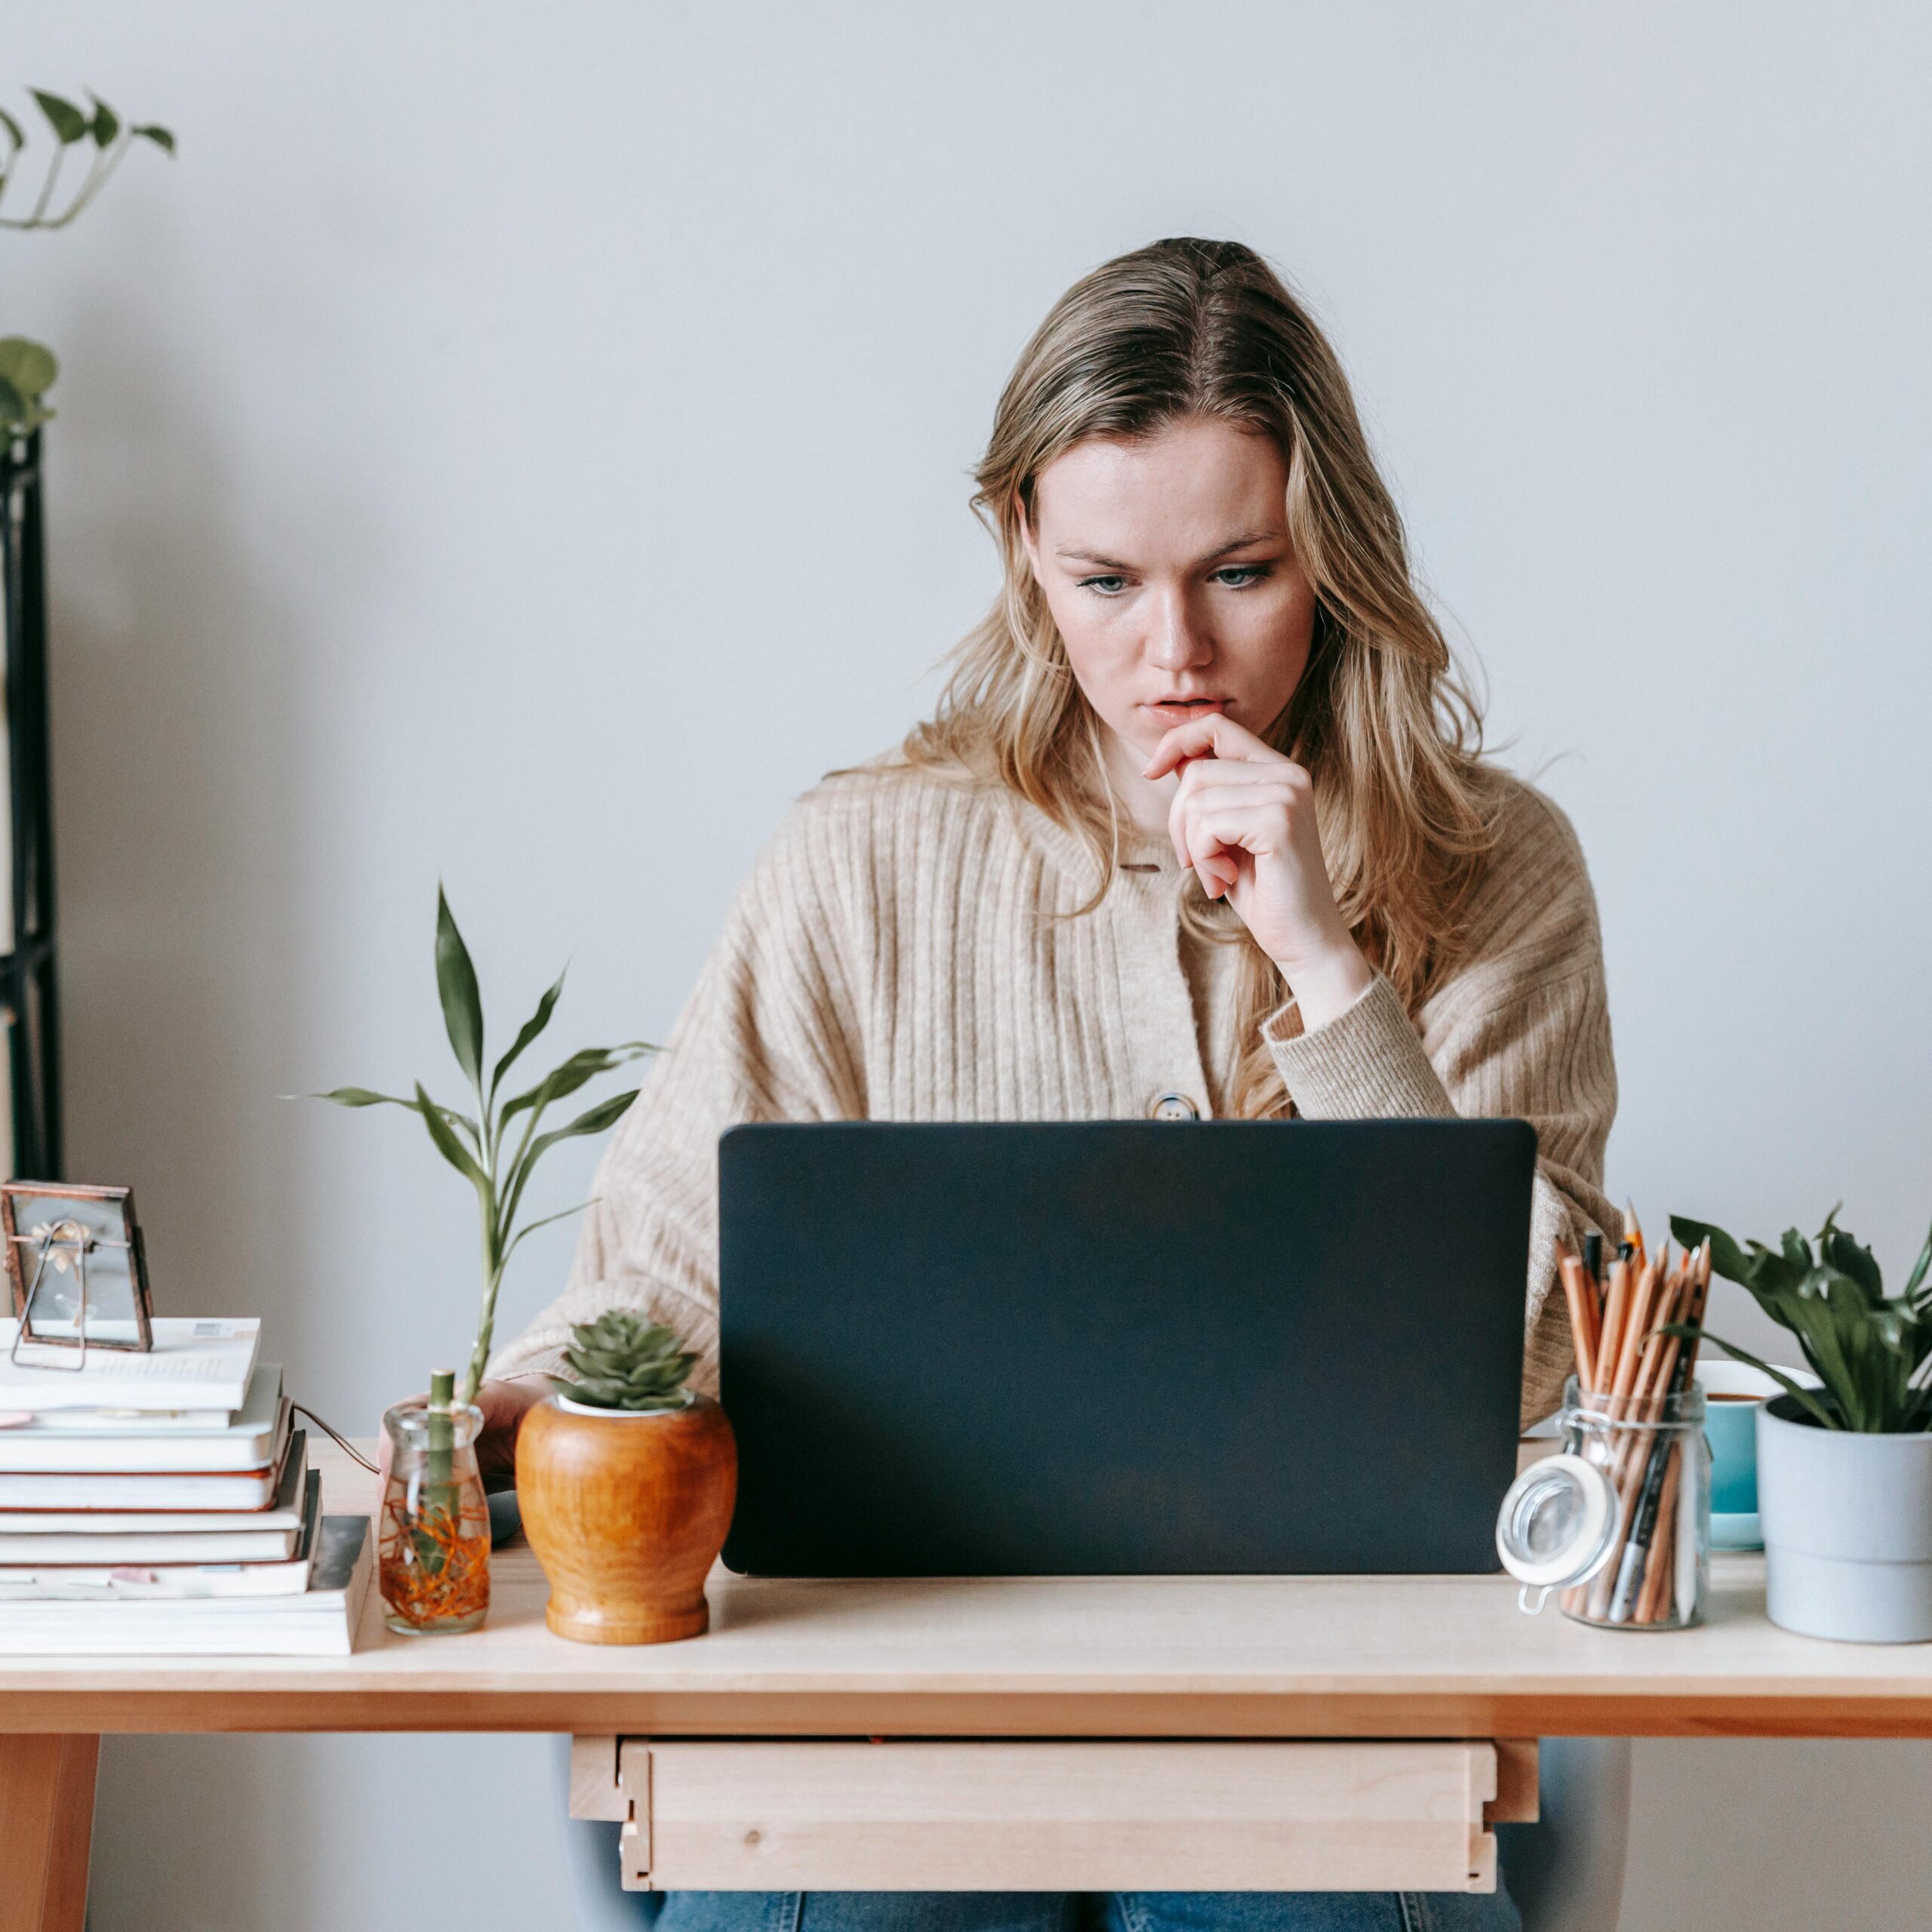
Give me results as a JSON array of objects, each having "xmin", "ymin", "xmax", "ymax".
[
  {"xmin": 132, "ymin": 123, "xmax": 176, "ymax": 155},
  {"xmin": 0, "ymin": 338, "xmax": 60, "ymax": 402},
  {"xmin": 88, "ymin": 95, "xmax": 120, "ymax": 147},
  {"xmin": 0, "ymin": 106, "xmax": 23, "ymax": 154},
  {"xmin": 29, "ymin": 91, "xmax": 88, "ymax": 145}
]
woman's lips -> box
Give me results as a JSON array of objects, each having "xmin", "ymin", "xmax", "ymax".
[{"xmin": 1143, "ymin": 697, "xmax": 1231, "ymax": 724}]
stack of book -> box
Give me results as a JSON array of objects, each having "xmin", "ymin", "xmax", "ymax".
[{"xmin": 0, "ymin": 1318, "xmax": 371, "ymax": 1654}]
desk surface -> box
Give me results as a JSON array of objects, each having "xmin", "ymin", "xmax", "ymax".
[{"xmin": 2, "ymin": 1447, "xmax": 1930, "ymax": 1739}]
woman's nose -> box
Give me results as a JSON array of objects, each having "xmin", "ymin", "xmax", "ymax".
[{"xmin": 1146, "ymin": 586, "xmax": 1213, "ymax": 671}]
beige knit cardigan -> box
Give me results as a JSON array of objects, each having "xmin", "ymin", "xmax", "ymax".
[{"xmin": 491, "ymin": 763, "xmax": 1618, "ymax": 1424}]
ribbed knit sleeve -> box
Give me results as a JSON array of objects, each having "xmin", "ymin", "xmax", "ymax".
[
  {"xmin": 1261, "ymin": 785, "xmax": 1619, "ymax": 1424},
  {"xmin": 485, "ymin": 792, "xmax": 868, "ymax": 1394}
]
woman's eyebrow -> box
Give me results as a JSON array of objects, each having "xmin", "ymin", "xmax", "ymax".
[
  {"xmin": 1055, "ymin": 530, "xmax": 1284, "ymax": 571},
  {"xmin": 1198, "ymin": 529, "xmax": 1284, "ymax": 562}
]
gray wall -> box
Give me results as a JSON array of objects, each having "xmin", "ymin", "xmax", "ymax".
[{"xmin": 9, "ymin": 2, "xmax": 1931, "ymax": 1925}]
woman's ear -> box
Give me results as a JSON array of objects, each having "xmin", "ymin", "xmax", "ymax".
[{"xmin": 1017, "ymin": 499, "xmax": 1044, "ymax": 587}]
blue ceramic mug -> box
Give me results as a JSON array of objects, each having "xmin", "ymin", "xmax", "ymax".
[{"xmin": 1696, "ymin": 1360, "xmax": 1816, "ymax": 1549}]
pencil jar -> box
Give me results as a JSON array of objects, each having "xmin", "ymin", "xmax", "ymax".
[{"xmin": 1565, "ymin": 1377, "xmax": 1709, "ymax": 1629}]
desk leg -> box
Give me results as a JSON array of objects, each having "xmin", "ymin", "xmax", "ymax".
[{"xmin": 0, "ymin": 1735, "xmax": 97, "ymax": 1932}]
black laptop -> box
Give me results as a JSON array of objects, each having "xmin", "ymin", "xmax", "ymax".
[{"xmin": 718, "ymin": 1118, "xmax": 1535, "ymax": 1577}]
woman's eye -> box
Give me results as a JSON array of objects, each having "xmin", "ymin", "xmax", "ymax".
[
  {"xmin": 1078, "ymin": 575, "xmax": 1129, "ymax": 596},
  {"xmin": 1211, "ymin": 565, "xmax": 1272, "ymax": 589}
]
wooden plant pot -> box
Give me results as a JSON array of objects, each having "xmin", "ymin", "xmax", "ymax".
[{"xmin": 516, "ymin": 1392, "xmax": 737, "ymax": 1645}]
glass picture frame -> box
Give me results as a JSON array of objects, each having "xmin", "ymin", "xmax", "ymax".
[{"xmin": 2, "ymin": 1180, "xmax": 152, "ymax": 1362}]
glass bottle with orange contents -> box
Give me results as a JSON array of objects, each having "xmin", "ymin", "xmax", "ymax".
[{"xmin": 378, "ymin": 1371, "xmax": 491, "ymax": 1635}]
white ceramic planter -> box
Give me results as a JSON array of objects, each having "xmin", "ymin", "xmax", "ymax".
[{"xmin": 1756, "ymin": 1396, "xmax": 1932, "ymax": 1643}]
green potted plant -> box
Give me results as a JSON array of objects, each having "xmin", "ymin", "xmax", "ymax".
[
  {"xmin": 2, "ymin": 88, "xmax": 174, "ymax": 1175},
  {"xmin": 318, "ymin": 890, "xmax": 654, "ymax": 1634},
  {"xmin": 1670, "ymin": 1208, "xmax": 1932, "ymax": 1643},
  {"xmin": 516, "ymin": 1310, "xmax": 737, "ymax": 1646}
]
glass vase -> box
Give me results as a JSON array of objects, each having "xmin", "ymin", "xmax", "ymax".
[{"xmin": 378, "ymin": 1397, "xmax": 491, "ymax": 1635}]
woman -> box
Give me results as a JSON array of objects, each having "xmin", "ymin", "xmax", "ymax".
[{"xmin": 488, "ymin": 237, "xmax": 1617, "ymax": 1932}]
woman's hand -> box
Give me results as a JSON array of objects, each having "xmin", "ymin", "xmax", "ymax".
[
  {"xmin": 471, "ymin": 1377, "xmax": 551, "ymax": 1484},
  {"xmin": 1143, "ymin": 713, "xmax": 1374, "ymax": 1031}
]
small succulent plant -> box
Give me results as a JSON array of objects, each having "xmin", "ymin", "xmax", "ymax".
[{"xmin": 558, "ymin": 1310, "xmax": 697, "ymax": 1413}]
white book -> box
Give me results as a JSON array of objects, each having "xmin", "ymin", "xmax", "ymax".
[
  {"xmin": 23, "ymin": 1407, "xmax": 235, "ymax": 1431},
  {"xmin": 0, "ymin": 1318, "xmax": 260, "ymax": 1414},
  {"xmin": 0, "ymin": 1512, "xmax": 372, "ymax": 1655},
  {"xmin": 0, "ymin": 1366, "xmax": 285, "ymax": 1472},
  {"xmin": 0, "ymin": 1444, "xmax": 308, "ymax": 1558},
  {"xmin": 0, "ymin": 1428, "xmax": 299, "ymax": 1513},
  {"xmin": 0, "ymin": 1471, "xmax": 321, "ymax": 1599}
]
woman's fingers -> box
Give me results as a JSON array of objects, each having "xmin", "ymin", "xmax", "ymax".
[
  {"xmin": 1142, "ymin": 710, "xmax": 1278, "ymax": 778},
  {"xmin": 1166, "ymin": 781, "xmax": 1231, "ymax": 886},
  {"xmin": 1170, "ymin": 787, "xmax": 1281, "ymax": 895},
  {"xmin": 1151, "ymin": 721, "xmax": 1310, "ymax": 891}
]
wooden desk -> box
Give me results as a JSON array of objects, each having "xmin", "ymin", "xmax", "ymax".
[{"xmin": 7, "ymin": 1448, "xmax": 1932, "ymax": 1927}]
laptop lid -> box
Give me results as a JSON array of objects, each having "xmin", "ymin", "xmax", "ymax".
[{"xmin": 718, "ymin": 1118, "xmax": 1535, "ymax": 1577}]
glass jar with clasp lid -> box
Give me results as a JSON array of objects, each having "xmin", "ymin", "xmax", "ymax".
[{"xmin": 1495, "ymin": 1375, "xmax": 1710, "ymax": 1631}]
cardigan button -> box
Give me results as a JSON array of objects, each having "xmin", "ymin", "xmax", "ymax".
[{"xmin": 1147, "ymin": 1091, "xmax": 1201, "ymax": 1121}]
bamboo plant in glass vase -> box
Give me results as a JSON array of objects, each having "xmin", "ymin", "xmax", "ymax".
[{"xmin": 318, "ymin": 890, "xmax": 653, "ymax": 1635}]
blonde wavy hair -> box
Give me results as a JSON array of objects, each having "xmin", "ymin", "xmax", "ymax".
[{"xmin": 881, "ymin": 237, "xmax": 1500, "ymax": 1119}]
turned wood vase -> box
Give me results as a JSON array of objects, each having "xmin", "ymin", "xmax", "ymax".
[{"xmin": 516, "ymin": 1393, "xmax": 737, "ymax": 1644}]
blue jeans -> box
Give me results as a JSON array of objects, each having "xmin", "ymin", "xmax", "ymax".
[{"xmin": 648, "ymin": 1887, "xmax": 1518, "ymax": 1932}]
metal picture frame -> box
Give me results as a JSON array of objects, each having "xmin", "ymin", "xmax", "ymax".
[{"xmin": 2, "ymin": 1180, "xmax": 151, "ymax": 1365}]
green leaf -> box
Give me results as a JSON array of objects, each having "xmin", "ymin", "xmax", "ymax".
[
  {"xmin": 434, "ymin": 886, "xmax": 486, "ymax": 1097},
  {"xmin": 0, "ymin": 375, "xmax": 24, "ymax": 430},
  {"xmin": 525, "ymin": 1088, "xmax": 637, "ymax": 1161},
  {"xmin": 1669, "ymin": 1216, "xmax": 1752, "ymax": 1286},
  {"xmin": 0, "ymin": 339, "xmax": 58, "ymax": 402},
  {"xmin": 1664, "ymin": 1325, "xmax": 1841, "ymax": 1429},
  {"xmin": 1740, "ymin": 1241, "xmax": 1806, "ymax": 1298},
  {"xmin": 499, "ymin": 1197, "xmax": 595, "ymax": 1266},
  {"xmin": 1903, "ymin": 1217, "xmax": 1932, "ymax": 1307},
  {"xmin": 414, "ymin": 1080, "xmax": 491, "ymax": 1194},
  {"xmin": 500, "ymin": 1088, "xmax": 638, "ymax": 1229},
  {"xmin": 0, "ymin": 106, "xmax": 23, "ymax": 153},
  {"xmin": 1821, "ymin": 1221, "xmax": 1884, "ymax": 1303},
  {"xmin": 489, "ymin": 966, "xmax": 566, "ymax": 1102},
  {"xmin": 313, "ymin": 1084, "xmax": 410, "ymax": 1109},
  {"xmin": 500, "ymin": 1041, "xmax": 653, "ymax": 1128},
  {"xmin": 88, "ymin": 95, "xmax": 119, "ymax": 147},
  {"xmin": 309, "ymin": 1084, "xmax": 479, "ymax": 1146},
  {"xmin": 132, "ymin": 123, "xmax": 176, "ymax": 155},
  {"xmin": 30, "ymin": 91, "xmax": 88, "ymax": 145}
]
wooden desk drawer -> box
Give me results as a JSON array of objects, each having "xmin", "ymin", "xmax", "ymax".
[{"xmin": 571, "ymin": 1738, "xmax": 1533, "ymax": 1894}]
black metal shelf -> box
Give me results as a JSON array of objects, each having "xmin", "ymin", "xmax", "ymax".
[{"xmin": 1, "ymin": 428, "xmax": 63, "ymax": 1180}]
